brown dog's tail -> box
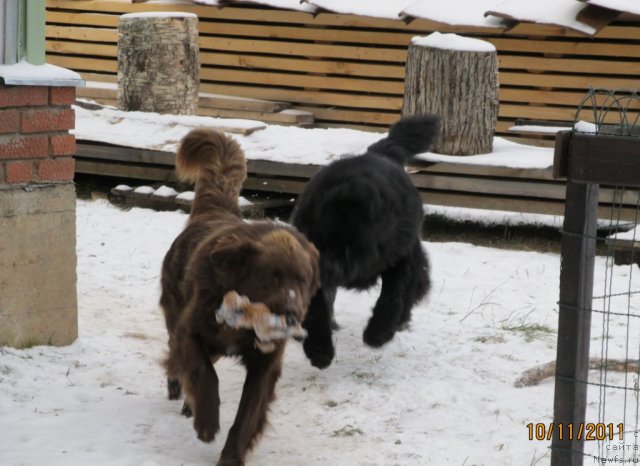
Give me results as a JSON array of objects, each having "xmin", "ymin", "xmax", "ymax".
[{"xmin": 176, "ymin": 128, "xmax": 247, "ymax": 217}]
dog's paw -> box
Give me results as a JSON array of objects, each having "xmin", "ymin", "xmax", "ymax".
[
  {"xmin": 303, "ymin": 338, "xmax": 335, "ymax": 369},
  {"xmin": 181, "ymin": 401, "xmax": 193, "ymax": 418},
  {"xmin": 194, "ymin": 416, "xmax": 219, "ymax": 443},
  {"xmin": 167, "ymin": 379, "xmax": 181, "ymax": 400},
  {"xmin": 363, "ymin": 324, "xmax": 396, "ymax": 348},
  {"xmin": 217, "ymin": 457, "xmax": 244, "ymax": 466}
]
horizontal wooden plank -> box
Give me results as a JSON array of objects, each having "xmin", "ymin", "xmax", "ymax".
[
  {"xmin": 507, "ymin": 22, "xmax": 640, "ymax": 40},
  {"xmin": 295, "ymin": 106, "xmax": 398, "ymax": 126},
  {"xmin": 200, "ymin": 66, "xmax": 404, "ymax": 94},
  {"xmin": 199, "ymin": 36, "xmax": 407, "ymax": 62},
  {"xmin": 499, "ymin": 88, "xmax": 593, "ymax": 107},
  {"xmin": 77, "ymin": 143, "xmax": 175, "ymax": 166},
  {"xmin": 500, "ymin": 71, "xmax": 640, "ymax": 92},
  {"xmin": 199, "ymin": 21, "xmax": 415, "ymax": 46},
  {"xmin": 199, "ymin": 107, "xmax": 314, "ymax": 125},
  {"xmin": 420, "ymin": 188, "xmax": 565, "ymax": 216},
  {"xmin": 46, "ymin": 24, "xmax": 117, "ymax": 42},
  {"xmin": 490, "ymin": 37, "xmax": 640, "ymax": 59},
  {"xmin": 499, "ymin": 55, "xmax": 640, "ymax": 75},
  {"xmin": 200, "ymin": 52, "xmax": 405, "ymax": 78},
  {"xmin": 80, "ymin": 72, "xmax": 116, "ymax": 83},
  {"xmin": 76, "ymin": 85, "xmax": 116, "ymax": 100},
  {"xmin": 46, "ymin": 39, "xmax": 116, "ymax": 57},
  {"xmin": 200, "ymin": 92, "xmax": 291, "ymax": 112},
  {"xmin": 47, "ymin": 54, "xmax": 117, "ymax": 73},
  {"xmin": 410, "ymin": 172, "xmax": 565, "ymax": 200},
  {"xmin": 46, "ymin": 10, "xmax": 119, "ymax": 28},
  {"xmin": 500, "ymin": 103, "xmax": 640, "ymax": 125},
  {"xmin": 199, "ymin": 82, "xmax": 403, "ymax": 110},
  {"xmin": 76, "ymin": 158, "xmax": 179, "ymax": 182},
  {"xmin": 499, "ymin": 104, "xmax": 577, "ymax": 122}
]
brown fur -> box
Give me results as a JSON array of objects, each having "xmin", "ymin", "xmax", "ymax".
[{"xmin": 160, "ymin": 128, "xmax": 320, "ymax": 466}]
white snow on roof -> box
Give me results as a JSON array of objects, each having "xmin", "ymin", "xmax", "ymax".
[
  {"xmin": 584, "ymin": 0, "xmax": 640, "ymax": 15},
  {"xmin": 304, "ymin": 0, "xmax": 413, "ymax": 20},
  {"xmin": 401, "ymin": 0, "xmax": 507, "ymax": 29},
  {"xmin": 209, "ymin": 0, "xmax": 317, "ymax": 13},
  {"xmin": 411, "ymin": 32, "xmax": 496, "ymax": 52},
  {"xmin": 486, "ymin": 0, "xmax": 597, "ymax": 35}
]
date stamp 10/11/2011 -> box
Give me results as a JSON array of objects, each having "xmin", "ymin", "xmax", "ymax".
[{"xmin": 527, "ymin": 423, "xmax": 625, "ymax": 442}]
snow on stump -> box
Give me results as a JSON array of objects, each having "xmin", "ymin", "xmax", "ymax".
[
  {"xmin": 402, "ymin": 32, "xmax": 498, "ymax": 156},
  {"xmin": 117, "ymin": 12, "xmax": 199, "ymax": 115}
]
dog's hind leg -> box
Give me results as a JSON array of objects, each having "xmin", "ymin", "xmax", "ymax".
[
  {"xmin": 218, "ymin": 346, "xmax": 284, "ymax": 466},
  {"xmin": 324, "ymin": 286, "xmax": 340, "ymax": 330},
  {"xmin": 363, "ymin": 257, "xmax": 413, "ymax": 348},
  {"xmin": 398, "ymin": 241, "xmax": 431, "ymax": 330},
  {"xmin": 302, "ymin": 288, "xmax": 336, "ymax": 369}
]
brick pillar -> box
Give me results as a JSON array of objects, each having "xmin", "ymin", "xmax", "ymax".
[{"xmin": 0, "ymin": 84, "xmax": 78, "ymax": 347}]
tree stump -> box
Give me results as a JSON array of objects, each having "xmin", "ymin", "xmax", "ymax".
[
  {"xmin": 118, "ymin": 12, "xmax": 199, "ymax": 115},
  {"xmin": 402, "ymin": 32, "xmax": 498, "ymax": 155}
]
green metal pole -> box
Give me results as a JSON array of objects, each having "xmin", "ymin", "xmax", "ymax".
[{"xmin": 25, "ymin": 0, "xmax": 45, "ymax": 65}]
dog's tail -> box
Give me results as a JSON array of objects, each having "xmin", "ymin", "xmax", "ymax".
[
  {"xmin": 367, "ymin": 114, "xmax": 441, "ymax": 165},
  {"xmin": 176, "ymin": 128, "xmax": 247, "ymax": 217}
]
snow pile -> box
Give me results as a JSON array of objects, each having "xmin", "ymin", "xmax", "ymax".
[
  {"xmin": 0, "ymin": 59, "xmax": 84, "ymax": 86},
  {"xmin": 583, "ymin": 0, "xmax": 640, "ymax": 15},
  {"xmin": 304, "ymin": 0, "xmax": 413, "ymax": 19},
  {"xmin": 415, "ymin": 137, "xmax": 553, "ymax": 169},
  {"xmin": 411, "ymin": 32, "xmax": 496, "ymax": 52},
  {"xmin": 153, "ymin": 186, "xmax": 179, "ymax": 198}
]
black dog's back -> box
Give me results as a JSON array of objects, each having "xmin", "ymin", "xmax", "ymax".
[
  {"xmin": 292, "ymin": 114, "xmax": 440, "ymax": 287},
  {"xmin": 291, "ymin": 114, "xmax": 441, "ymax": 368}
]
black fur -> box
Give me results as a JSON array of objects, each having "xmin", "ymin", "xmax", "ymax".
[{"xmin": 291, "ymin": 114, "xmax": 441, "ymax": 369}]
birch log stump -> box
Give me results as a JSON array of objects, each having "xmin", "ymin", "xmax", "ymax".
[
  {"xmin": 118, "ymin": 12, "xmax": 199, "ymax": 115},
  {"xmin": 402, "ymin": 33, "xmax": 498, "ymax": 155}
]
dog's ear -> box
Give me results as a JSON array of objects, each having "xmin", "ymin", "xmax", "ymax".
[{"xmin": 209, "ymin": 241, "xmax": 258, "ymax": 272}]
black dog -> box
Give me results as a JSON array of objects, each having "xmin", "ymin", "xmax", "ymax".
[{"xmin": 291, "ymin": 115, "xmax": 441, "ymax": 369}]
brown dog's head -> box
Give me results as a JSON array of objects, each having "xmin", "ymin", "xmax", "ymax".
[{"xmin": 208, "ymin": 227, "xmax": 320, "ymax": 324}]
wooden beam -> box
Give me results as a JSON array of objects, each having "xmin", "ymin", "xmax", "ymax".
[
  {"xmin": 551, "ymin": 181, "xmax": 599, "ymax": 466},
  {"xmin": 568, "ymin": 133, "xmax": 640, "ymax": 187}
]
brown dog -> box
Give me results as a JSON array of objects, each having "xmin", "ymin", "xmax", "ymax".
[{"xmin": 160, "ymin": 128, "xmax": 320, "ymax": 466}]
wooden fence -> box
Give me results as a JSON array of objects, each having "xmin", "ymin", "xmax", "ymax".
[{"xmin": 45, "ymin": 0, "xmax": 640, "ymax": 142}]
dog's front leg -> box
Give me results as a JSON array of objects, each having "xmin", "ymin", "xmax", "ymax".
[
  {"xmin": 218, "ymin": 346, "xmax": 284, "ymax": 466},
  {"xmin": 169, "ymin": 331, "xmax": 221, "ymax": 443},
  {"xmin": 302, "ymin": 288, "xmax": 335, "ymax": 369}
]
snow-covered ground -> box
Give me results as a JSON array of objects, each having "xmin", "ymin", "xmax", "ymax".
[{"xmin": 2, "ymin": 199, "xmax": 639, "ymax": 465}]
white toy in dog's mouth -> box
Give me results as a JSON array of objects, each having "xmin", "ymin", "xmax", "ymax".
[{"xmin": 215, "ymin": 290, "xmax": 307, "ymax": 353}]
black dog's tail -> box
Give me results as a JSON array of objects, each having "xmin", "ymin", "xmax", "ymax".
[{"xmin": 367, "ymin": 114, "xmax": 441, "ymax": 165}]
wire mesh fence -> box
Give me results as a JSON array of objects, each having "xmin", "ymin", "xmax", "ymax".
[{"xmin": 551, "ymin": 89, "xmax": 640, "ymax": 465}]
